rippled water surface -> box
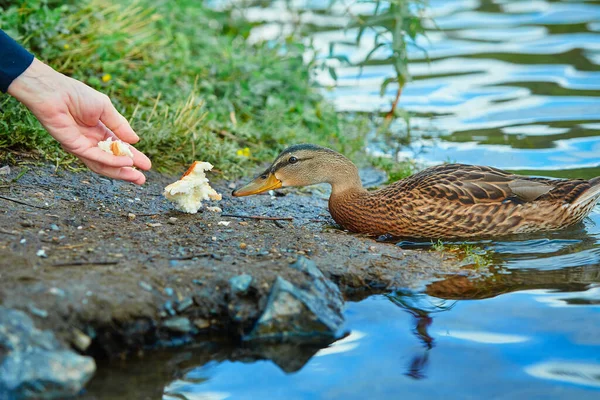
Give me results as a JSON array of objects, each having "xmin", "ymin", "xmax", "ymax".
[{"xmin": 89, "ymin": 0, "xmax": 600, "ymax": 398}]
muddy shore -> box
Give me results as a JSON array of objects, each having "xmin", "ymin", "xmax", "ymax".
[{"xmin": 0, "ymin": 162, "xmax": 466, "ymax": 397}]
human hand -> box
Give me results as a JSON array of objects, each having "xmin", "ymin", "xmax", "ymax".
[{"xmin": 7, "ymin": 58, "xmax": 151, "ymax": 185}]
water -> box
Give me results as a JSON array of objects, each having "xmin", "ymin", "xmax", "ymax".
[{"xmin": 89, "ymin": 0, "xmax": 600, "ymax": 398}]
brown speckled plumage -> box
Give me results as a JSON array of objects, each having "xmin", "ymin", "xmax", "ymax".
[
  {"xmin": 233, "ymin": 144, "xmax": 600, "ymax": 239},
  {"xmin": 330, "ymin": 164, "xmax": 600, "ymax": 238}
]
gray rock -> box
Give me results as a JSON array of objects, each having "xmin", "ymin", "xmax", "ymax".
[
  {"xmin": 0, "ymin": 307, "xmax": 95, "ymax": 399},
  {"xmin": 245, "ymin": 257, "xmax": 344, "ymax": 342},
  {"xmin": 229, "ymin": 274, "xmax": 253, "ymax": 295}
]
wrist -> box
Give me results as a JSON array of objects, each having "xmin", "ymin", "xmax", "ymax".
[{"xmin": 7, "ymin": 58, "xmax": 61, "ymax": 105}]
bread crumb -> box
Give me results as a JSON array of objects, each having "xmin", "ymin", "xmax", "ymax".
[
  {"xmin": 218, "ymin": 221, "xmax": 230, "ymax": 226},
  {"xmin": 206, "ymin": 206, "xmax": 222, "ymax": 213},
  {"xmin": 97, "ymin": 137, "xmax": 134, "ymax": 158},
  {"xmin": 164, "ymin": 161, "xmax": 222, "ymax": 214}
]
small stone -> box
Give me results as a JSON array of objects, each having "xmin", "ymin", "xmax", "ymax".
[
  {"xmin": 239, "ymin": 221, "xmax": 248, "ymax": 226},
  {"xmin": 168, "ymin": 217, "xmax": 178, "ymax": 224},
  {"xmin": 71, "ymin": 328, "xmax": 92, "ymax": 352},
  {"xmin": 20, "ymin": 238, "xmax": 26, "ymax": 244},
  {"xmin": 239, "ymin": 242, "xmax": 247, "ymax": 250},
  {"xmin": 139, "ymin": 281, "xmax": 153, "ymax": 291},
  {"xmin": 228, "ymin": 182, "xmax": 236, "ymax": 189},
  {"xmin": 50, "ymin": 224, "xmax": 60, "ymax": 231},
  {"xmin": 192, "ymin": 279, "xmax": 203, "ymax": 285},
  {"xmin": 229, "ymin": 274, "xmax": 253, "ymax": 295},
  {"xmin": 206, "ymin": 206, "xmax": 222, "ymax": 213},
  {"xmin": 36, "ymin": 249, "xmax": 47, "ymax": 258},
  {"xmin": 49, "ymin": 287, "xmax": 65, "ymax": 297},
  {"xmin": 164, "ymin": 301, "xmax": 176, "ymax": 316},
  {"xmin": 163, "ymin": 317, "xmax": 193, "ymax": 334},
  {"xmin": 0, "ymin": 165, "xmax": 10, "ymax": 175},
  {"xmin": 218, "ymin": 221, "xmax": 230, "ymax": 226},
  {"xmin": 193, "ymin": 318, "xmax": 210, "ymax": 329},
  {"xmin": 28, "ymin": 305, "xmax": 48, "ymax": 318},
  {"xmin": 20, "ymin": 220, "xmax": 33, "ymax": 228},
  {"xmin": 147, "ymin": 223, "xmax": 162, "ymax": 228},
  {"xmin": 176, "ymin": 297, "xmax": 194, "ymax": 313},
  {"xmin": 164, "ymin": 287, "xmax": 174, "ymax": 296},
  {"xmin": 77, "ymin": 226, "xmax": 83, "ymax": 230},
  {"xmin": 127, "ymin": 213, "xmax": 136, "ymax": 221},
  {"xmin": 38, "ymin": 230, "xmax": 45, "ymax": 236},
  {"xmin": 211, "ymin": 236, "xmax": 217, "ymax": 241}
]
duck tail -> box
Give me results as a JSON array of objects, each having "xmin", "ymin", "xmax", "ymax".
[{"xmin": 574, "ymin": 177, "xmax": 600, "ymax": 206}]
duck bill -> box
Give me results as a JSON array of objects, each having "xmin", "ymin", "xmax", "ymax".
[{"xmin": 232, "ymin": 173, "xmax": 282, "ymax": 197}]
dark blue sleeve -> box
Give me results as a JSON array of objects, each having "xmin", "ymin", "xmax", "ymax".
[{"xmin": 0, "ymin": 29, "xmax": 34, "ymax": 93}]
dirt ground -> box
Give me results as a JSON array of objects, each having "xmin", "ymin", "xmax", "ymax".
[{"xmin": 0, "ymin": 162, "xmax": 464, "ymax": 360}]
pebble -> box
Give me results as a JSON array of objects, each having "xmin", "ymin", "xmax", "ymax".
[
  {"xmin": 50, "ymin": 224, "xmax": 60, "ymax": 231},
  {"xmin": 20, "ymin": 220, "xmax": 33, "ymax": 228},
  {"xmin": 239, "ymin": 243, "xmax": 247, "ymax": 250},
  {"xmin": 28, "ymin": 305, "xmax": 48, "ymax": 318},
  {"xmin": 206, "ymin": 206, "xmax": 222, "ymax": 213},
  {"xmin": 77, "ymin": 226, "xmax": 83, "ymax": 230},
  {"xmin": 164, "ymin": 287, "xmax": 174, "ymax": 296},
  {"xmin": 48, "ymin": 287, "xmax": 66, "ymax": 297},
  {"xmin": 20, "ymin": 238, "xmax": 26, "ymax": 244},
  {"xmin": 193, "ymin": 318, "xmax": 210, "ymax": 329},
  {"xmin": 164, "ymin": 301, "xmax": 176, "ymax": 316},
  {"xmin": 0, "ymin": 165, "xmax": 10, "ymax": 175},
  {"xmin": 163, "ymin": 317, "xmax": 193, "ymax": 334},
  {"xmin": 139, "ymin": 281, "xmax": 153, "ymax": 291},
  {"xmin": 147, "ymin": 223, "xmax": 162, "ymax": 228},
  {"xmin": 127, "ymin": 213, "xmax": 136, "ymax": 221},
  {"xmin": 217, "ymin": 221, "xmax": 231, "ymax": 226},
  {"xmin": 239, "ymin": 221, "xmax": 248, "ymax": 226},
  {"xmin": 168, "ymin": 217, "xmax": 178, "ymax": 224},
  {"xmin": 36, "ymin": 249, "xmax": 47, "ymax": 258},
  {"xmin": 228, "ymin": 182, "xmax": 236, "ymax": 189},
  {"xmin": 211, "ymin": 236, "xmax": 217, "ymax": 241},
  {"xmin": 176, "ymin": 297, "xmax": 194, "ymax": 313},
  {"xmin": 71, "ymin": 328, "xmax": 92, "ymax": 352}
]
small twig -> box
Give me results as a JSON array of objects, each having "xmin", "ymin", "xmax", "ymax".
[
  {"xmin": 169, "ymin": 253, "xmax": 210, "ymax": 261},
  {"xmin": 381, "ymin": 253, "xmax": 404, "ymax": 261},
  {"xmin": 221, "ymin": 213, "xmax": 293, "ymax": 221},
  {"xmin": 272, "ymin": 220, "xmax": 284, "ymax": 229},
  {"xmin": 53, "ymin": 261, "xmax": 119, "ymax": 267},
  {"xmin": 0, "ymin": 228, "xmax": 18, "ymax": 236},
  {"xmin": 0, "ymin": 195, "xmax": 48, "ymax": 210}
]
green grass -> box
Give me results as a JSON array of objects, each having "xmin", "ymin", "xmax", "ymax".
[
  {"xmin": 0, "ymin": 0, "xmax": 373, "ymax": 178},
  {"xmin": 431, "ymin": 240, "xmax": 492, "ymax": 269}
]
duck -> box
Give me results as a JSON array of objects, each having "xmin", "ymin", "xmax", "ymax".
[{"xmin": 232, "ymin": 144, "xmax": 600, "ymax": 239}]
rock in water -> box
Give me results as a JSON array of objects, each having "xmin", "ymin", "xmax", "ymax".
[
  {"xmin": 245, "ymin": 257, "xmax": 344, "ymax": 341},
  {"xmin": 0, "ymin": 307, "xmax": 95, "ymax": 399}
]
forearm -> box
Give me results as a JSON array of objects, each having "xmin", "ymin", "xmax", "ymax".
[{"xmin": 0, "ymin": 29, "xmax": 34, "ymax": 93}]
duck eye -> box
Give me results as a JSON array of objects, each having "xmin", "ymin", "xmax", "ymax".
[
  {"xmin": 260, "ymin": 174, "xmax": 267, "ymax": 179},
  {"xmin": 289, "ymin": 156, "xmax": 298, "ymax": 164}
]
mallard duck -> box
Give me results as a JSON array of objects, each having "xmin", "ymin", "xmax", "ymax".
[{"xmin": 232, "ymin": 144, "xmax": 600, "ymax": 239}]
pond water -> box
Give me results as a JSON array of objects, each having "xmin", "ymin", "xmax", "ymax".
[{"xmin": 88, "ymin": 0, "xmax": 600, "ymax": 398}]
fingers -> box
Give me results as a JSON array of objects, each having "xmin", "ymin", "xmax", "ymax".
[
  {"xmin": 130, "ymin": 146, "xmax": 152, "ymax": 171},
  {"xmin": 100, "ymin": 96, "xmax": 140, "ymax": 144},
  {"xmin": 82, "ymin": 159, "xmax": 147, "ymax": 185}
]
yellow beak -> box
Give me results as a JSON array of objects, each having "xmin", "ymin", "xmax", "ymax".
[{"xmin": 232, "ymin": 172, "xmax": 282, "ymax": 197}]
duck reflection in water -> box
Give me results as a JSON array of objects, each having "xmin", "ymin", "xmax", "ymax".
[{"xmin": 386, "ymin": 290, "xmax": 457, "ymax": 380}]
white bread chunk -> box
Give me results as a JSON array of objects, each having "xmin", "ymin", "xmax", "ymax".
[
  {"xmin": 97, "ymin": 137, "xmax": 134, "ymax": 158},
  {"xmin": 164, "ymin": 161, "xmax": 222, "ymax": 214}
]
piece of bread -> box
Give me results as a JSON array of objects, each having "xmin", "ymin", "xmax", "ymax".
[
  {"xmin": 97, "ymin": 137, "xmax": 134, "ymax": 158},
  {"xmin": 164, "ymin": 161, "xmax": 222, "ymax": 214}
]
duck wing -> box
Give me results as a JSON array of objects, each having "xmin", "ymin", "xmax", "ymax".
[{"xmin": 400, "ymin": 164, "xmax": 559, "ymax": 204}]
